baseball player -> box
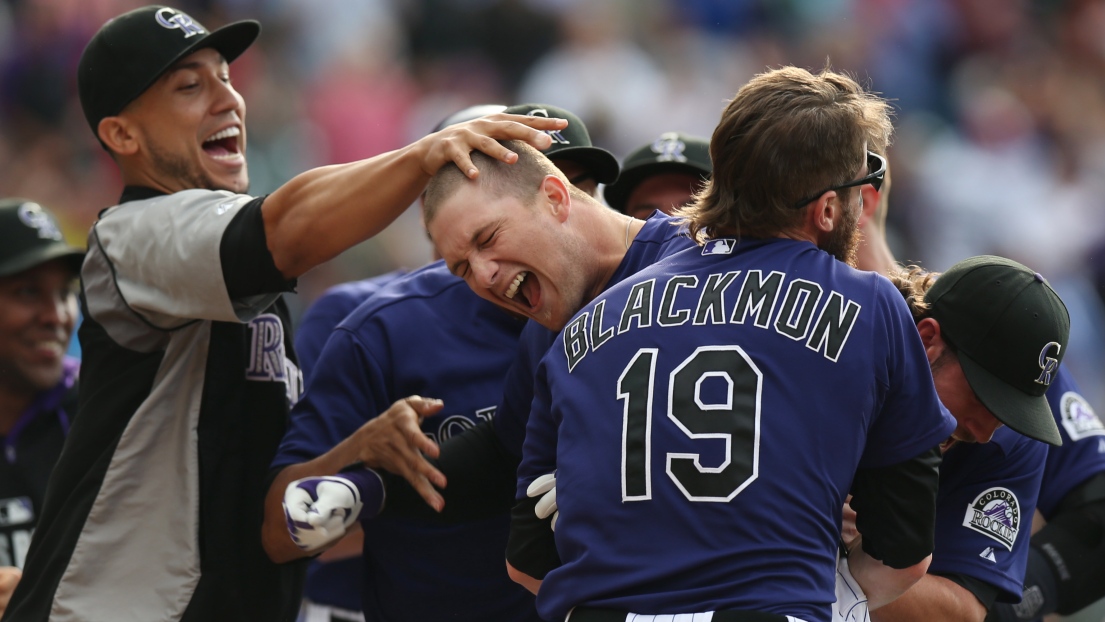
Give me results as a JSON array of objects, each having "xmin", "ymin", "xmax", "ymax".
[
  {"xmin": 506, "ymin": 66, "xmax": 954, "ymax": 622},
  {"xmin": 856, "ymin": 259, "xmax": 1064, "ymax": 622},
  {"xmin": 2, "ymin": 6, "xmax": 565, "ymax": 622},
  {"xmin": 292, "ymin": 103, "xmax": 510, "ymax": 621},
  {"xmin": 602, "ymin": 132, "xmax": 712, "ymax": 220},
  {"xmin": 267, "ymin": 105, "xmax": 619, "ymax": 622},
  {"xmin": 0, "ymin": 199, "xmax": 83, "ymax": 618},
  {"xmin": 853, "ymin": 162, "xmax": 1102, "ymax": 622}
]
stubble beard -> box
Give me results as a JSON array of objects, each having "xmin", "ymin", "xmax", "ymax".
[
  {"xmin": 147, "ymin": 141, "xmax": 246, "ymax": 193},
  {"xmin": 824, "ymin": 200, "xmax": 861, "ymax": 266}
]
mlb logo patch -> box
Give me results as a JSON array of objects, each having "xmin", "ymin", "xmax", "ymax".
[{"xmin": 702, "ymin": 239, "xmax": 735, "ymax": 256}]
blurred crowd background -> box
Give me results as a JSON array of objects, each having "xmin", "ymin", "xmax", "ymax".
[{"xmin": 3, "ymin": 0, "xmax": 1105, "ymax": 415}]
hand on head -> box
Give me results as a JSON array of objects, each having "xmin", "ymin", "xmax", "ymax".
[{"xmin": 418, "ymin": 113, "xmax": 566, "ymax": 179}]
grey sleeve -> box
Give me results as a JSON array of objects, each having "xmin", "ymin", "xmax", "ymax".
[{"xmin": 87, "ymin": 189, "xmax": 279, "ymax": 328}]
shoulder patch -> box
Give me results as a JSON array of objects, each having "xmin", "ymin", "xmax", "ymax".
[
  {"xmin": 1060, "ymin": 392, "xmax": 1104, "ymax": 441},
  {"xmin": 962, "ymin": 487, "xmax": 1021, "ymax": 551}
]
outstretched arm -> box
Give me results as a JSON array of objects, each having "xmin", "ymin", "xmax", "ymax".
[
  {"xmin": 262, "ymin": 396, "xmax": 446, "ymax": 563},
  {"xmin": 264, "ymin": 114, "xmax": 565, "ymax": 277}
]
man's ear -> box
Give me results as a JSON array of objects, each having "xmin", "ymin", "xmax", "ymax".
[
  {"xmin": 97, "ymin": 116, "xmax": 140, "ymax": 156},
  {"xmin": 858, "ymin": 185, "xmax": 881, "ymax": 227},
  {"xmin": 916, "ymin": 317, "xmax": 945, "ymax": 364},
  {"xmin": 542, "ymin": 174, "xmax": 571, "ymax": 223},
  {"xmin": 806, "ymin": 191, "xmax": 838, "ymax": 235}
]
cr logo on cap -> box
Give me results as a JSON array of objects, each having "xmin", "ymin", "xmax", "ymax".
[
  {"xmin": 651, "ymin": 132, "xmax": 687, "ymax": 163},
  {"xmin": 155, "ymin": 8, "xmax": 205, "ymax": 38},
  {"xmin": 526, "ymin": 109, "xmax": 570, "ymax": 145},
  {"xmin": 1035, "ymin": 342, "xmax": 1061, "ymax": 386},
  {"xmin": 17, "ymin": 202, "xmax": 63, "ymax": 241}
]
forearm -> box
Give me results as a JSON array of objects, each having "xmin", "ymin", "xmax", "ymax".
[
  {"xmin": 872, "ymin": 573, "xmax": 986, "ymax": 622},
  {"xmin": 264, "ymin": 143, "xmax": 429, "ymax": 277},
  {"xmin": 848, "ymin": 540, "xmax": 930, "ymax": 610},
  {"xmin": 261, "ymin": 438, "xmax": 366, "ymax": 563},
  {"xmin": 263, "ymin": 113, "xmax": 565, "ymax": 277},
  {"xmin": 506, "ymin": 560, "xmax": 542, "ymax": 595}
]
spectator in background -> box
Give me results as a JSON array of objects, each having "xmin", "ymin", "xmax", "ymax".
[{"xmin": 0, "ymin": 199, "xmax": 83, "ymax": 618}]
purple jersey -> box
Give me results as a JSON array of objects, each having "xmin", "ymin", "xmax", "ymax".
[
  {"xmin": 273, "ymin": 261, "xmax": 538, "ymax": 622},
  {"xmin": 929, "ymin": 426, "xmax": 1047, "ymax": 602},
  {"xmin": 520, "ymin": 238, "xmax": 956, "ymax": 622},
  {"xmin": 295, "ymin": 270, "xmax": 407, "ymax": 376},
  {"xmin": 1037, "ymin": 365, "xmax": 1105, "ymax": 517},
  {"xmin": 294, "ymin": 270, "xmax": 406, "ymax": 612},
  {"xmin": 494, "ymin": 212, "xmax": 695, "ymax": 456}
]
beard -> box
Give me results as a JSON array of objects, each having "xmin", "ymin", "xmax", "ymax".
[
  {"xmin": 147, "ymin": 139, "xmax": 246, "ymax": 193},
  {"xmin": 823, "ymin": 199, "xmax": 861, "ymax": 266}
]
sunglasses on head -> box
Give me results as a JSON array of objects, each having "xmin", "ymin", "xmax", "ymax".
[{"xmin": 792, "ymin": 151, "xmax": 886, "ymax": 209}]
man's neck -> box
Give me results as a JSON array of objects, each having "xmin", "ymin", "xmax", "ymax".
[{"xmin": 584, "ymin": 209, "xmax": 645, "ymax": 304}]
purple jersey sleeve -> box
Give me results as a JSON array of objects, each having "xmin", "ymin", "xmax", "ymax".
[
  {"xmin": 862, "ymin": 278, "xmax": 958, "ymax": 468},
  {"xmin": 929, "ymin": 428, "xmax": 1048, "ymax": 602},
  {"xmin": 1037, "ymin": 365, "xmax": 1105, "ymax": 517},
  {"xmin": 294, "ymin": 271, "xmax": 405, "ymax": 378},
  {"xmin": 494, "ymin": 322, "xmax": 556, "ymax": 458},
  {"xmin": 274, "ymin": 327, "xmax": 393, "ymax": 469}
]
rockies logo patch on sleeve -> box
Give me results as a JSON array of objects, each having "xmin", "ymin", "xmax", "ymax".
[
  {"xmin": 1060, "ymin": 392, "xmax": 1104, "ymax": 441},
  {"xmin": 962, "ymin": 487, "xmax": 1020, "ymax": 551}
]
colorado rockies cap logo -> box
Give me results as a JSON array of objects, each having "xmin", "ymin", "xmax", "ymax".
[
  {"xmin": 155, "ymin": 8, "xmax": 205, "ymax": 38},
  {"xmin": 651, "ymin": 132, "xmax": 687, "ymax": 163},
  {"xmin": 962, "ymin": 487, "xmax": 1020, "ymax": 551},
  {"xmin": 1035, "ymin": 341, "xmax": 1061, "ymax": 386},
  {"xmin": 17, "ymin": 202, "xmax": 62, "ymax": 241},
  {"xmin": 526, "ymin": 109, "xmax": 569, "ymax": 145}
]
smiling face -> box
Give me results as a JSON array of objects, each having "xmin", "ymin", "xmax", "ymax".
[
  {"xmin": 115, "ymin": 47, "xmax": 248, "ymax": 193},
  {"xmin": 428, "ymin": 178, "xmax": 593, "ymax": 331},
  {"xmin": 0, "ymin": 259, "xmax": 78, "ymax": 397}
]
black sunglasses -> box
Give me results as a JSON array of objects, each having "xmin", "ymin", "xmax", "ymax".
[{"xmin": 792, "ymin": 151, "xmax": 886, "ymax": 209}]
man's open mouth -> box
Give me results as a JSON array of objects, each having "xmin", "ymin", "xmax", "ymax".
[{"xmin": 203, "ymin": 126, "xmax": 241, "ymax": 159}]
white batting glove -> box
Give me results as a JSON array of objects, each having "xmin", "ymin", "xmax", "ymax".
[
  {"xmin": 527, "ymin": 472, "xmax": 559, "ymax": 532},
  {"xmin": 283, "ymin": 476, "xmax": 364, "ymax": 552}
]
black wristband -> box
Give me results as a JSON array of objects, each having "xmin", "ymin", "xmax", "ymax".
[{"xmin": 506, "ymin": 495, "xmax": 560, "ymax": 579}]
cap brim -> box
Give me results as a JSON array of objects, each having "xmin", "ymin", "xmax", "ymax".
[
  {"xmin": 958, "ymin": 351, "xmax": 1063, "ymax": 445},
  {"xmin": 604, "ymin": 162, "xmax": 711, "ymax": 213},
  {"xmin": 544, "ymin": 147, "xmax": 620, "ymax": 185},
  {"xmin": 190, "ymin": 20, "xmax": 260, "ymax": 65},
  {"xmin": 0, "ymin": 245, "xmax": 85, "ymax": 278},
  {"xmin": 128, "ymin": 20, "xmax": 259, "ymax": 110}
]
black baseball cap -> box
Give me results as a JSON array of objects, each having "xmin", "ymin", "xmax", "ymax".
[
  {"xmin": 604, "ymin": 132, "xmax": 712, "ymax": 213},
  {"xmin": 926, "ymin": 256, "xmax": 1069, "ymax": 446},
  {"xmin": 78, "ymin": 5, "xmax": 260, "ymax": 134},
  {"xmin": 503, "ymin": 103, "xmax": 619, "ymax": 185},
  {"xmin": 0, "ymin": 199, "xmax": 84, "ymax": 278},
  {"xmin": 432, "ymin": 104, "xmax": 507, "ymax": 133}
]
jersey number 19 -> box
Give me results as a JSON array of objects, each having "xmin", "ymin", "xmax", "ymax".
[{"xmin": 618, "ymin": 346, "xmax": 761, "ymax": 503}]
